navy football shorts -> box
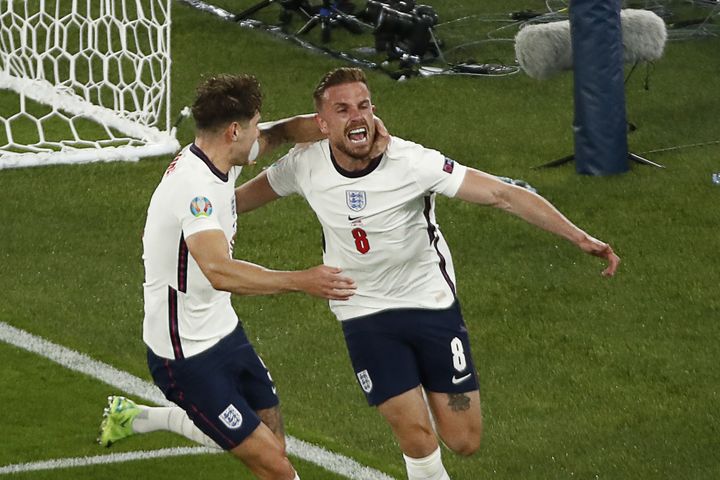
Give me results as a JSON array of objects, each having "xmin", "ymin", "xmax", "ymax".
[
  {"xmin": 341, "ymin": 301, "xmax": 479, "ymax": 406},
  {"xmin": 147, "ymin": 325, "xmax": 279, "ymax": 450}
]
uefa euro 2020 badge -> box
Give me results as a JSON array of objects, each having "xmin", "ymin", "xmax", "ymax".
[{"xmin": 190, "ymin": 196, "xmax": 213, "ymax": 217}]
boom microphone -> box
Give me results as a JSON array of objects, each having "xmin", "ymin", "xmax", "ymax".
[{"xmin": 515, "ymin": 9, "xmax": 667, "ymax": 80}]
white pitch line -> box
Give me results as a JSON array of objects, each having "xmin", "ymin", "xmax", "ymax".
[
  {"xmin": 0, "ymin": 447, "xmax": 220, "ymax": 475},
  {"xmin": 0, "ymin": 321, "xmax": 396, "ymax": 480}
]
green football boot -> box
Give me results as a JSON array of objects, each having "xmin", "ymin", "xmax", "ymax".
[{"xmin": 97, "ymin": 395, "xmax": 141, "ymax": 447}]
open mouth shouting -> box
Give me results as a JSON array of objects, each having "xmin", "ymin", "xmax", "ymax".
[{"xmin": 346, "ymin": 125, "xmax": 369, "ymax": 145}]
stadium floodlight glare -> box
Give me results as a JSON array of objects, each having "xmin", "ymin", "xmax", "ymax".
[{"xmin": 0, "ymin": 0, "xmax": 179, "ymax": 169}]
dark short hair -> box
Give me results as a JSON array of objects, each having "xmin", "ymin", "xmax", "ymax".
[
  {"xmin": 313, "ymin": 67, "xmax": 368, "ymax": 109},
  {"xmin": 192, "ymin": 74, "xmax": 262, "ymax": 132}
]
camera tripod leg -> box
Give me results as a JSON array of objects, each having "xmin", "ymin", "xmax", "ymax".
[
  {"xmin": 533, "ymin": 154, "xmax": 575, "ymax": 169},
  {"xmin": 629, "ymin": 152, "xmax": 664, "ymax": 168},
  {"xmin": 534, "ymin": 153, "xmax": 664, "ymax": 169},
  {"xmin": 297, "ymin": 5, "xmax": 333, "ymax": 42},
  {"xmin": 235, "ymin": 0, "xmax": 274, "ymax": 21},
  {"xmin": 321, "ymin": 16, "xmax": 332, "ymax": 42},
  {"xmin": 297, "ymin": 15, "xmax": 321, "ymax": 35},
  {"xmin": 296, "ymin": 1, "xmax": 364, "ymax": 43}
]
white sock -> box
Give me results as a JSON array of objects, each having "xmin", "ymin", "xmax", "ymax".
[
  {"xmin": 403, "ymin": 447, "xmax": 451, "ymax": 480},
  {"xmin": 293, "ymin": 474, "xmax": 300, "ymax": 480},
  {"xmin": 133, "ymin": 405, "xmax": 221, "ymax": 450}
]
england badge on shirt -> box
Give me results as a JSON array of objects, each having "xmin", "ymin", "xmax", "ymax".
[
  {"xmin": 219, "ymin": 404, "xmax": 243, "ymax": 429},
  {"xmin": 346, "ymin": 190, "xmax": 366, "ymax": 212},
  {"xmin": 357, "ymin": 369, "xmax": 373, "ymax": 393}
]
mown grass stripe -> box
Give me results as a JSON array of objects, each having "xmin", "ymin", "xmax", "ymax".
[{"xmin": 0, "ymin": 321, "xmax": 396, "ymax": 480}]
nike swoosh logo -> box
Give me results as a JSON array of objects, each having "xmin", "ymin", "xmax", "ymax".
[
  {"xmin": 451, "ymin": 373, "xmax": 472, "ymax": 385},
  {"xmin": 348, "ymin": 215, "xmax": 363, "ymax": 221}
]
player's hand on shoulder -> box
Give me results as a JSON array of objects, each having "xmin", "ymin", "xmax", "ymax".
[
  {"xmin": 369, "ymin": 115, "xmax": 390, "ymax": 159},
  {"xmin": 300, "ymin": 265, "xmax": 357, "ymax": 300}
]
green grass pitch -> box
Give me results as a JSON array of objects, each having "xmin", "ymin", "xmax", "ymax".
[{"xmin": 1, "ymin": 1, "xmax": 719, "ymax": 478}]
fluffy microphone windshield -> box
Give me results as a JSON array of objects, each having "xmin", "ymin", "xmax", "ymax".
[{"xmin": 515, "ymin": 9, "xmax": 667, "ymax": 80}]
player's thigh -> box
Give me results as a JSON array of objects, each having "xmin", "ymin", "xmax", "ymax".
[
  {"xmin": 426, "ymin": 389, "xmax": 482, "ymax": 456},
  {"xmin": 377, "ymin": 385, "xmax": 439, "ymax": 457},
  {"xmin": 147, "ymin": 330, "xmax": 276, "ymax": 450},
  {"xmin": 238, "ymin": 347, "xmax": 280, "ymax": 409},
  {"xmin": 234, "ymin": 347, "xmax": 286, "ymax": 442},
  {"xmin": 414, "ymin": 302, "xmax": 480, "ymax": 395},
  {"xmin": 155, "ymin": 357, "xmax": 262, "ymax": 450},
  {"xmin": 255, "ymin": 405, "xmax": 286, "ymax": 446},
  {"xmin": 413, "ymin": 303, "xmax": 482, "ymax": 454},
  {"xmin": 342, "ymin": 315, "xmax": 421, "ymax": 406}
]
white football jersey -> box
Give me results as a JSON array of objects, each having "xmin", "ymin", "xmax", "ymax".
[
  {"xmin": 266, "ymin": 137, "xmax": 467, "ymax": 320},
  {"xmin": 142, "ymin": 144, "xmax": 241, "ymax": 359}
]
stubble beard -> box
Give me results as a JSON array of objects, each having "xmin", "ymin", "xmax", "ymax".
[{"xmin": 334, "ymin": 130, "xmax": 375, "ymax": 161}]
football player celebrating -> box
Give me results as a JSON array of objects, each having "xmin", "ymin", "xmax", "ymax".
[
  {"xmin": 98, "ymin": 73, "xmax": 388, "ymax": 480},
  {"xmin": 233, "ymin": 67, "xmax": 620, "ymax": 480}
]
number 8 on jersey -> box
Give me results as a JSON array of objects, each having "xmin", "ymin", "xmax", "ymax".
[{"xmin": 352, "ymin": 227, "xmax": 370, "ymax": 254}]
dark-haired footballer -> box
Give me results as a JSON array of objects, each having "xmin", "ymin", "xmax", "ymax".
[{"xmin": 98, "ymin": 73, "xmax": 387, "ymax": 480}]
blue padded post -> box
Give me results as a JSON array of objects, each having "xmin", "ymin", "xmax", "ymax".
[{"xmin": 570, "ymin": 0, "xmax": 629, "ymax": 175}]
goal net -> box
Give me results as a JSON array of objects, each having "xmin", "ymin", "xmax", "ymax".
[{"xmin": 0, "ymin": 0, "xmax": 178, "ymax": 169}]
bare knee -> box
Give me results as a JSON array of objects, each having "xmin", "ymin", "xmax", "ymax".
[
  {"xmin": 441, "ymin": 423, "xmax": 482, "ymax": 457},
  {"xmin": 447, "ymin": 436, "xmax": 481, "ymax": 457},
  {"xmin": 236, "ymin": 445, "xmax": 296, "ymax": 480},
  {"xmin": 427, "ymin": 390, "xmax": 483, "ymax": 457},
  {"xmin": 399, "ymin": 422, "xmax": 440, "ymax": 458},
  {"xmin": 263, "ymin": 454, "xmax": 296, "ymax": 480},
  {"xmin": 378, "ymin": 387, "xmax": 440, "ymax": 458},
  {"xmin": 230, "ymin": 424, "xmax": 296, "ymax": 480}
]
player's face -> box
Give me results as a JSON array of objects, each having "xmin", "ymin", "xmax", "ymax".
[
  {"xmin": 317, "ymin": 82, "xmax": 376, "ymax": 161},
  {"xmin": 231, "ymin": 111, "xmax": 260, "ymax": 166}
]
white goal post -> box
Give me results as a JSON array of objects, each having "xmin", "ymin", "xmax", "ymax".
[{"xmin": 0, "ymin": 0, "xmax": 179, "ymax": 169}]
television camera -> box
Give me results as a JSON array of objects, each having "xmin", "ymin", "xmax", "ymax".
[{"xmin": 359, "ymin": 0, "xmax": 440, "ymax": 60}]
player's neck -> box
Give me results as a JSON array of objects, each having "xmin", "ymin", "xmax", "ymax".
[
  {"xmin": 194, "ymin": 137, "xmax": 233, "ymax": 174},
  {"xmin": 329, "ymin": 144, "xmax": 373, "ymax": 172}
]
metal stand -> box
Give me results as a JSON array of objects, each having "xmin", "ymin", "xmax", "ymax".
[
  {"xmin": 234, "ymin": 0, "xmax": 312, "ymax": 26},
  {"xmin": 534, "ymin": 152, "xmax": 664, "ymax": 169},
  {"xmin": 235, "ymin": 0, "xmax": 274, "ymax": 20},
  {"xmin": 297, "ymin": 0, "xmax": 364, "ymax": 43}
]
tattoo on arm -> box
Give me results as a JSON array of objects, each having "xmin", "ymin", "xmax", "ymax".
[
  {"xmin": 262, "ymin": 125, "xmax": 289, "ymax": 151},
  {"xmin": 447, "ymin": 393, "xmax": 471, "ymax": 412}
]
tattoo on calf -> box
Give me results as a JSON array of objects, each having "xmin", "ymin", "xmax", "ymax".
[{"xmin": 448, "ymin": 393, "xmax": 471, "ymax": 412}]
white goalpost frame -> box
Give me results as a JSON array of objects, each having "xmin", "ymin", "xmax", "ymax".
[{"xmin": 0, "ymin": 0, "xmax": 179, "ymax": 169}]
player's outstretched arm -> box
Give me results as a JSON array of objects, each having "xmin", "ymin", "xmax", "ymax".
[
  {"xmin": 455, "ymin": 168, "xmax": 620, "ymax": 276},
  {"xmin": 257, "ymin": 114, "xmax": 324, "ymax": 158},
  {"xmin": 185, "ymin": 229, "xmax": 356, "ymax": 299}
]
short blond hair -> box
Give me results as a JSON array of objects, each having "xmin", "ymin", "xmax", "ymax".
[{"xmin": 313, "ymin": 67, "xmax": 368, "ymax": 109}]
